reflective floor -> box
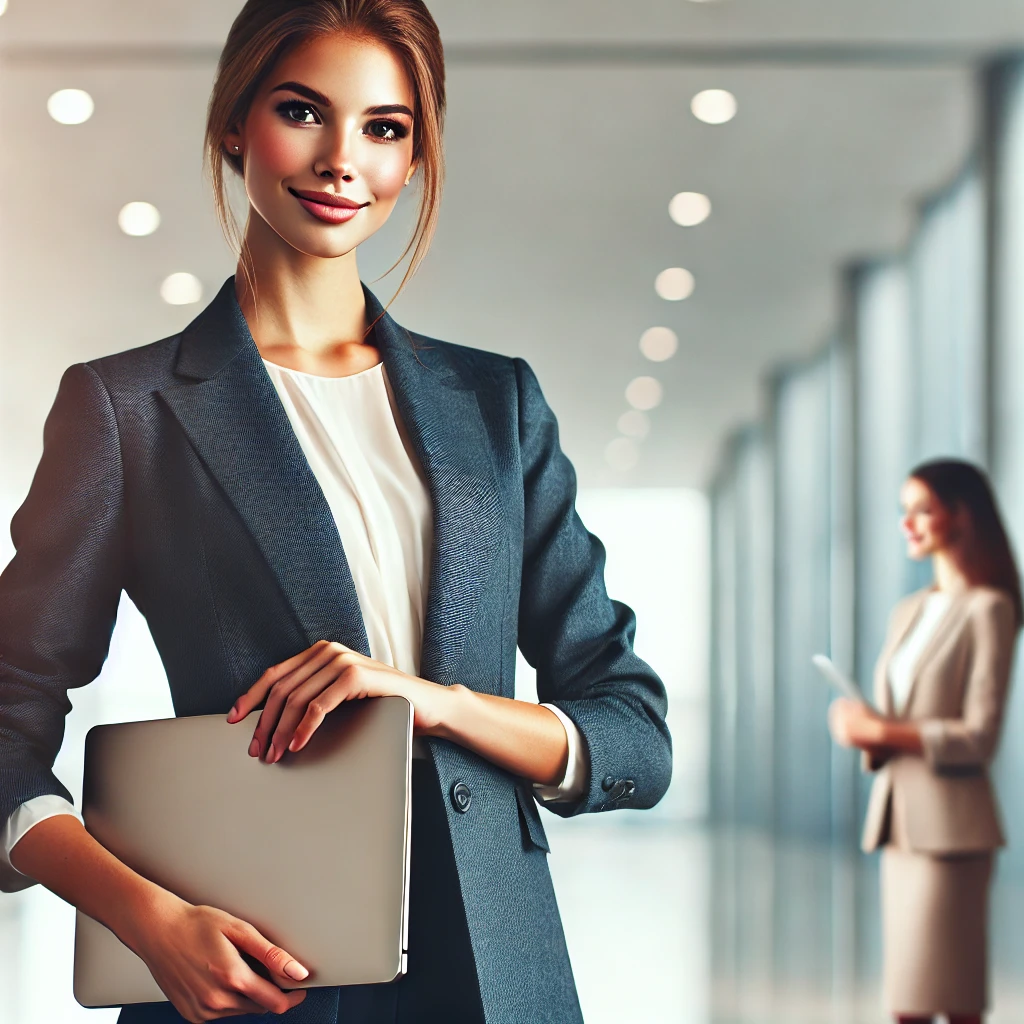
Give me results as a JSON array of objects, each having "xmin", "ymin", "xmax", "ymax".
[{"xmin": 7, "ymin": 816, "xmax": 1024, "ymax": 1023}]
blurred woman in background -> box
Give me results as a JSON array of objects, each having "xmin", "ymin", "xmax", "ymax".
[{"xmin": 829, "ymin": 458, "xmax": 1021, "ymax": 1024}]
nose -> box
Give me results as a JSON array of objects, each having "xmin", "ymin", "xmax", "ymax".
[{"xmin": 316, "ymin": 123, "xmax": 358, "ymax": 183}]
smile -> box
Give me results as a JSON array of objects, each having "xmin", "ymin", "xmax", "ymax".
[{"xmin": 289, "ymin": 188, "xmax": 368, "ymax": 224}]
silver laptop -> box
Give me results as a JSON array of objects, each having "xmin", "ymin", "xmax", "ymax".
[{"xmin": 74, "ymin": 695, "xmax": 413, "ymax": 1008}]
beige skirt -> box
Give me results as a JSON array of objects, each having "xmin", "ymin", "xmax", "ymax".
[{"xmin": 880, "ymin": 797, "xmax": 996, "ymax": 1015}]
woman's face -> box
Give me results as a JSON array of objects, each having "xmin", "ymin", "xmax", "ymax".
[
  {"xmin": 225, "ymin": 32, "xmax": 416, "ymax": 260},
  {"xmin": 900, "ymin": 477, "xmax": 956, "ymax": 559}
]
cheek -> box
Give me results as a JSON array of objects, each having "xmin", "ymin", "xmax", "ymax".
[
  {"xmin": 362, "ymin": 146, "xmax": 413, "ymax": 197},
  {"xmin": 249, "ymin": 127, "xmax": 311, "ymax": 178}
]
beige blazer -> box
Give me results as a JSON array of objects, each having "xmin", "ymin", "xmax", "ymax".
[{"xmin": 861, "ymin": 584, "xmax": 1019, "ymax": 854}]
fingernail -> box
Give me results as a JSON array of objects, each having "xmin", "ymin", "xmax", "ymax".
[
  {"xmin": 267, "ymin": 741, "xmax": 277, "ymax": 763},
  {"xmin": 249, "ymin": 738, "xmax": 260, "ymax": 758},
  {"xmin": 226, "ymin": 704, "xmax": 238, "ymax": 722},
  {"xmin": 284, "ymin": 961, "xmax": 309, "ymax": 981},
  {"xmin": 288, "ymin": 737, "xmax": 300, "ymax": 752}
]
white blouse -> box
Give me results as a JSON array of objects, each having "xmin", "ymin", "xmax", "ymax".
[
  {"xmin": 1, "ymin": 357, "xmax": 586, "ymax": 885},
  {"xmin": 887, "ymin": 589, "xmax": 953, "ymax": 714}
]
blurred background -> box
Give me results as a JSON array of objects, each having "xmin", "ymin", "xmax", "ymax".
[{"xmin": 5, "ymin": 1, "xmax": 1024, "ymax": 1022}]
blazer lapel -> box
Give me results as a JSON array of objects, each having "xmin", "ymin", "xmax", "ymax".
[
  {"xmin": 875, "ymin": 590, "xmax": 926, "ymax": 713},
  {"xmin": 875, "ymin": 586, "xmax": 970, "ymax": 717},
  {"xmin": 368, "ymin": 289, "xmax": 505, "ymax": 686},
  {"xmin": 157, "ymin": 275, "xmax": 505, "ymax": 686},
  {"xmin": 157, "ymin": 276, "xmax": 370, "ymax": 655},
  {"xmin": 898, "ymin": 588, "xmax": 971, "ymax": 716}
]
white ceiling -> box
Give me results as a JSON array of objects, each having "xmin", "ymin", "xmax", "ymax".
[{"xmin": 0, "ymin": 1, "xmax": 1015, "ymax": 494}]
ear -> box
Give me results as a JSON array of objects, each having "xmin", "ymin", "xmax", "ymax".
[{"xmin": 223, "ymin": 126, "xmax": 243, "ymax": 158}]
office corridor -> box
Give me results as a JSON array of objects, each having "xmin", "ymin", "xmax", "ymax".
[
  {"xmin": 12, "ymin": 814, "xmax": 1024, "ymax": 1024},
  {"xmin": 550, "ymin": 818, "xmax": 1024, "ymax": 1024},
  {"xmin": 8, "ymin": 4, "xmax": 1024, "ymax": 1023}
]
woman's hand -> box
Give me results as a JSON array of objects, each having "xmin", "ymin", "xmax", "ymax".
[
  {"xmin": 124, "ymin": 888, "xmax": 308, "ymax": 1022},
  {"xmin": 226, "ymin": 640, "xmax": 450, "ymax": 763},
  {"xmin": 828, "ymin": 698, "xmax": 887, "ymax": 751}
]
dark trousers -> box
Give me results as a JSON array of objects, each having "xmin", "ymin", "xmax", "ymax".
[{"xmin": 118, "ymin": 759, "xmax": 485, "ymax": 1024}]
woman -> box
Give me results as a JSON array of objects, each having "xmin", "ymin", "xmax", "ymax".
[
  {"xmin": 829, "ymin": 458, "xmax": 1022, "ymax": 1024},
  {"xmin": 0, "ymin": 3, "xmax": 672, "ymax": 1022}
]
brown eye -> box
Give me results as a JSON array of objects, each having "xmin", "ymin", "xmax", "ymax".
[
  {"xmin": 365, "ymin": 119, "xmax": 408, "ymax": 142},
  {"xmin": 276, "ymin": 99, "xmax": 321, "ymax": 125}
]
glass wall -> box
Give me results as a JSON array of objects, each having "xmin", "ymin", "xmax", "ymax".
[{"xmin": 709, "ymin": 137, "xmax": 989, "ymax": 843}]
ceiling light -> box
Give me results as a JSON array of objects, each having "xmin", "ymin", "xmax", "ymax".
[
  {"xmin": 47, "ymin": 88, "xmax": 95, "ymax": 125},
  {"xmin": 118, "ymin": 202, "xmax": 161, "ymax": 237},
  {"xmin": 626, "ymin": 376, "xmax": 663, "ymax": 411},
  {"xmin": 669, "ymin": 191, "xmax": 711, "ymax": 227},
  {"xmin": 655, "ymin": 267, "xmax": 695, "ymax": 301},
  {"xmin": 639, "ymin": 327, "xmax": 679, "ymax": 362},
  {"xmin": 691, "ymin": 89, "xmax": 736, "ymax": 125},
  {"xmin": 160, "ymin": 272, "xmax": 203, "ymax": 306},
  {"xmin": 605, "ymin": 438, "xmax": 639, "ymax": 472},
  {"xmin": 618, "ymin": 410, "xmax": 650, "ymax": 439},
  {"xmin": 0, "ymin": 1, "xmax": 8, "ymax": 16}
]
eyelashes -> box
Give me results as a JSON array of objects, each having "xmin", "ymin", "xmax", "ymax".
[
  {"xmin": 276, "ymin": 99, "xmax": 321, "ymax": 125},
  {"xmin": 274, "ymin": 100, "xmax": 410, "ymax": 142}
]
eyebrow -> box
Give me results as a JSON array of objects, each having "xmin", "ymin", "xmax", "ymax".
[{"xmin": 269, "ymin": 82, "xmax": 413, "ymax": 118}]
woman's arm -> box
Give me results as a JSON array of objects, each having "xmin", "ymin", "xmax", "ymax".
[
  {"xmin": 0, "ymin": 364, "xmax": 127, "ymax": 892},
  {"xmin": 830, "ymin": 592, "xmax": 1018, "ymax": 766},
  {"xmin": 11, "ymin": 815, "xmax": 309, "ymax": 1019},
  {"xmin": 510, "ymin": 357, "xmax": 671, "ymax": 815},
  {"xmin": 230, "ymin": 357, "xmax": 672, "ymax": 812},
  {"xmin": 1, "ymin": 364, "xmax": 308, "ymax": 1019},
  {"xmin": 916, "ymin": 590, "xmax": 1018, "ymax": 770},
  {"xmin": 830, "ymin": 699, "xmax": 923, "ymax": 757},
  {"xmin": 228, "ymin": 641, "xmax": 572, "ymax": 786}
]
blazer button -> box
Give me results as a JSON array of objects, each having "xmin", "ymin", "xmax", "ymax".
[
  {"xmin": 450, "ymin": 781, "xmax": 472, "ymax": 813},
  {"xmin": 601, "ymin": 776, "xmax": 617, "ymax": 792},
  {"xmin": 606, "ymin": 780, "xmax": 627, "ymax": 801}
]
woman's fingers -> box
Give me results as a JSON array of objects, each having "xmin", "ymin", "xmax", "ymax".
[
  {"xmin": 205, "ymin": 992, "xmax": 276, "ymax": 1019},
  {"xmin": 228, "ymin": 640, "xmax": 354, "ymax": 759},
  {"xmin": 249, "ymin": 644, "xmax": 340, "ymax": 758},
  {"xmin": 267, "ymin": 655, "xmax": 360, "ymax": 761},
  {"xmin": 254, "ymin": 648, "xmax": 357, "ymax": 761},
  {"xmin": 227, "ymin": 640, "xmax": 337, "ymax": 724},
  {"xmin": 828, "ymin": 700, "xmax": 853, "ymax": 746},
  {"xmin": 285, "ymin": 680, "xmax": 350, "ymax": 755},
  {"xmin": 225, "ymin": 919, "xmax": 310, "ymax": 1004}
]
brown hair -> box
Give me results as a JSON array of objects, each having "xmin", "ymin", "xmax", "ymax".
[
  {"xmin": 203, "ymin": 0, "xmax": 445, "ymax": 313},
  {"xmin": 909, "ymin": 458, "xmax": 1024, "ymax": 629}
]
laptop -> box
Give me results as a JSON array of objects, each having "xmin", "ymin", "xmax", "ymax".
[{"xmin": 73, "ymin": 695, "xmax": 413, "ymax": 1008}]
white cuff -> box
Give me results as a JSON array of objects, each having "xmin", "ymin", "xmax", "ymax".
[
  {"xmin": 1, "ymin": 795, "xmax": 83, "ymax": 892},
  {"xmin": 533, "ymin": 704, "xmax": 588, "ymax": 803}
]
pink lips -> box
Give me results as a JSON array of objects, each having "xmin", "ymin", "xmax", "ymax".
[{"xmin": 289, "ymin": 188, "xmax": 368, "ymax": 224}]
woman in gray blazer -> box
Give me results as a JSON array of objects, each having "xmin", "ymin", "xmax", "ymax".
[
  {"xmin": 829, "ymin": 458, "xmax": 1022, "ymax": 1024},
  {"xmin": 0, "ymin": 2, "xmax": 672, "ymax": 1023}
]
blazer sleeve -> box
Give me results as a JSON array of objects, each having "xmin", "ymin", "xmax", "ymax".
[
  {"xmin": 512, "ymin": 357, "xmax": 672, "ymax": 817},
  {"xmin": 0, "ymin": 363, "xmax": 126, "ymax": 891},
  {"xmin": 917, "ymin": 590, "xmax": 1018, "ymax": 772}
]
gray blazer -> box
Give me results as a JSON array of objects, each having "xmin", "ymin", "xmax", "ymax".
[
  {"xmin": 0, "ymin": 276, "xmax": 673, "ymax": 1023},
  {"xmin": 861, "ymin": 584, "xmax": 1018, "ymax": 854}
]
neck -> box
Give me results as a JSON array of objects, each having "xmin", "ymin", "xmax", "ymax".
[
  {"xmin": 233, "ymin": 214, "xmax": 374, "ymax": 371},
  {"xmin": 933, "ymin": 549, "xmax": 969, "ymax": 593}
]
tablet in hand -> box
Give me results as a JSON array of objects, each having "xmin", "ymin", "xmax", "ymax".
[{"xmin": 811, "ymin": 654, "xmax": 871, "ymax": 706}]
